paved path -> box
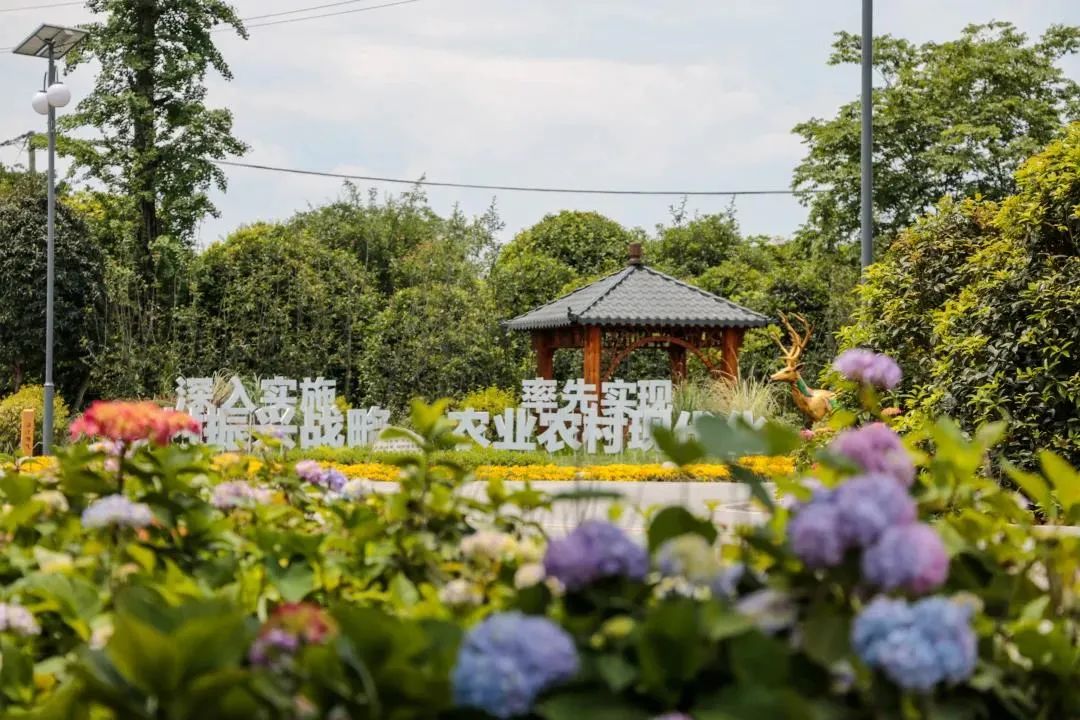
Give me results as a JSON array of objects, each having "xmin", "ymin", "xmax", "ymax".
[{"xmin": 370, "ymin": 480, "xmax": 770, "ymax": 537}]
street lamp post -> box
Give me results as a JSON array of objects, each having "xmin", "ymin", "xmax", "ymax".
[{"xmin": 13, "ymin": 24, "xmax": 89, "ymax": 455}]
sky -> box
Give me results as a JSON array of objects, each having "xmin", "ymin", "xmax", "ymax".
[{"xmin": 0, "ymin": 0, "xmax": 1077, "ymax": 248}]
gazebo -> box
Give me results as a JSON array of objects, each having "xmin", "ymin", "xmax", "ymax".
[{"xmin": 503, "ymin": 244, "xmax": 770, "ymax": 389}]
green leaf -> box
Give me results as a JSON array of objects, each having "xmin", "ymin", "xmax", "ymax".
[
  {"xmin": 653, "ymin": 425, "xmax": 706, "ymax": 466},
  {"xmin": 1003, "ymin": 461, "xmax": 1055, "ymax": 519},
  {"xmin": 537, "ymin": 690, "xmax": 651, "ymax": 720},
  {"xmin": 1039, "ymin": 451, "xmax": 1080, "ymax": 512},
  {"xmin": 647, "ymin": 506, "xmax": 718, "ymax": 553},
  {"xmin": 728, "ymin": 631, "xmax": 791, "ymax": 687},
  {"xmin": 800, "ymin": 602, "xmax": 851, "ymax": 667},
  {"xmin": 267, "ymin": 560, "xmax": 316, "ymax": 603},
  {"xmin": 594, "ymin": 654, "xmax": 637, "ymax": 693},
  {"xmin": 701, "ymin": 603, "xmax": 754, "ymax": 641},
  {"xmin": 636, "ymin": 598, "xmax": 710, "ymax": 703}
]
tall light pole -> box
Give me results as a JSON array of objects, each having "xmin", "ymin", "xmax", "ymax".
[
  {"xmin": 13, "ymin": 24, "xmax": 89, "ymax": 455},
  {"xmin": 860, "ymin": 0, "xmax": 873, "ymax": 269}
]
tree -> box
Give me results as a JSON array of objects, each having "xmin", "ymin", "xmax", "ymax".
[
  {"xmin": 840, "ymin": 124, "xmax": 1080, "ymax": 467},
  {"xmin": 793, "ymin": 22, "xmax": 1080, "ymax": 250},
  {"xmin": 0, "ymin": 172, "xmax": 105, "ymax": 401},
  {"xmin": 179, "ymin": 223, "xmax": 377, "ymax": 402},
  {"xmin": 290, "ymin": 184, "xmax": 502, "ymax": 297},
  {"xmin": 63, "ymin": 0, "xmax": 248, "ymax": 270},
  {"xmin": 359, "ymin": 282, "xmax": 519, "ymax": 411},
  {"xmin": 651, "ymin": 207, "xmax": 743, "ymax": 278},
  {"xmin": 508, "ymin": 210, "xmax": 637, "ymax": 277}
]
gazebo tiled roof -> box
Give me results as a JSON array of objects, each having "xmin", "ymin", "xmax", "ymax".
[{"xmin": 503, "ymin": 263, "xmax": 770, "ymax": 331}]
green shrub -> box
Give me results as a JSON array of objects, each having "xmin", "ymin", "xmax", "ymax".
[
  {"xmin": 840, "ymin": 124, "xmax": 1080, "ymax": 467},
  {"xmin": 0, "ymin": 385, "xmax": 70, "ymax": 454},
  {"xmin": 454, "ymin": 386, "xmax": 517, "ymax": 416}
]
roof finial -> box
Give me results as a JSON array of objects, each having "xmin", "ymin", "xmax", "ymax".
[{"xmin": 628, "ymin": 242, "xmax": 643, "ymax": 266}]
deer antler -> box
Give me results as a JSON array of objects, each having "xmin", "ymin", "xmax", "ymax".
[{"xmin": 775, "ymin": 311, "xmax": 814, "ymax": 367}]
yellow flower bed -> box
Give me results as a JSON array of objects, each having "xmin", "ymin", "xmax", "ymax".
[
  {"xmin": 329, "ymin": 457, "xmax": 793, "ymax": 483},
  {"xmin": 324, "ymin": 463, "xmax": 403, "ymax": 483},
  {"xmin": 4, "ymin": 453, "xmax": 793, "ymax": 485}
]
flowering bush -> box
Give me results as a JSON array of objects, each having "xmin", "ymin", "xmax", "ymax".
[{"xmin": 0, "ymin": 373, "xmax": 1075, "ymax": 718}]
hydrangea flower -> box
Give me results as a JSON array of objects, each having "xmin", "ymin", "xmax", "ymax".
[
  {"xmin": 862, "ymin": 523, "xmax": 949, "ymax": 593},
  {"xmin": 81, "ymin": 495, "xmax": 154, "ymax": 529},
  {"xmin": 655, "ymin": 534, "xmax": 719, "ymax": 585},
  {"xmin": 833, "ymin": 349, "xmax": 903, "ymax": 389},
  {"xmin": 294, "ymin": 460, "xmax": 323, "ymax": 483},
  {"xmin": 514, "ymin": 563, "xmax": 546, "ymax": 589},
  {"xmin": 830, "ymin": 423, "xmax": 916, "ymax": 487},
  {"xmin": 453, "ymin": 612, "xmax": 578, "ymax": 718},
  {"xmin": 439, "ymin": 579, "xmax": 483, "ymax": 607},
  {"xmin": 294, "ymin": 461, "xmax": 346, "ymax": 492},
  {"xmin": 249, "ymin": 603, "xmax": 336, "ymax": 668},
  {"xmin": 212, "ymin": 481, "xmax": 273, "ymax": 509},
  {"xmin": 735, "ymin": 589, "xmax": 797, "ymax": 633},
  {"xmin": 70, "ymin": 401, "xmax": 199, "ymax": 445},
  {"xmin": 543, "ymin": 521, "xmax": 648, "ymax": 591},
  {"xmin": 0, "ymin": 603, "xmax": 41, "ymax": 637},
  {"xmin": 853, "ymin": 596, "xmax": 976, "ymax": 692},
  {"xmin": 833, "ymin": 474, "xmax": 917, "ymax": 548},
  {"xmin": 788, "ymin": 502, "xmax": 845, "ymax": 568},
  {"xmin": 709, "ymin": 563, "xmax": 745, "ymax": 600},
  {"xmin": 461, "ymin": 531, "xmax": 518, "ymax": 562}
]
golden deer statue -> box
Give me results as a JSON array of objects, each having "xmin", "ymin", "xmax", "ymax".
[{"xmin": 769, "ymin": 312, "xmax": 835, "ymax": 423}]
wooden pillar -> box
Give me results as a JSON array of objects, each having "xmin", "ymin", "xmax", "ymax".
[
  {"xmin": 533, "ymin": 332, "xmax": 554, "ymax": 380},
  {"xmin": 720, "ymin": 328, "xmax": 745, "ymax": 382},
  {"xmin": 668, "ymin": 345, "xmax": 687, "ymax": 382},
  {"xmin": 583, "ymin": 326, "xmax": 602, "ymax": 392}
]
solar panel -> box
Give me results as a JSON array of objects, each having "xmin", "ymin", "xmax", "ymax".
[{"xmin": 12, "ymin": 24, "xmax": 89, "ymax": 60}]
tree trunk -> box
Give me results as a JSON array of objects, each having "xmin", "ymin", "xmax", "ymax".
[{"xmin": 132, "ymin": 0, "xmax": 159, "ymax": 283}]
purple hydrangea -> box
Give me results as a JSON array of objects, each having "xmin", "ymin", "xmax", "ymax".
[
  {"xmin": 862, "ymin": 523, "xmax": 949, "ymax": 594},
  {"xmin": 543, "ymin": 521, "xmax": 648, "ymax": 591},
  {"xmin": 788, "ymin": 502, "xmax": 846, "ymax": 568},
  {"xmin": 81, "ymin": 495, "xmax": 154, "ymax": 529},
  {"xmin": 833, "ymin": 349, "xmax": 903, "ymax": 389},
  {"xmin": 212, "ymin": 481, "xmax": 273, "ymax": 509},
  {"xmin": 452, "ymin": 612, "xmax": 579, "ymax": 718},
  {"xmin": 833, "ymin": 474, "xmax": 917, "ymax": 548},
  {"xmin": 294, "ymin": 460, "xmax": 322, "ymax": 483},
  {"xmin": 831, "ymin": 423, "xmax": 916, "ymax": 487},
  {"xmin": 294, "ymin": 461, "xmax": 347, "ymax": 493},
  {"xmin": 248, "ymin": 628, "xmax": 301, "ymax": 667},
  {"xmin": 853, "ymin": 596, "xmax": 976, "ymax": 692}
]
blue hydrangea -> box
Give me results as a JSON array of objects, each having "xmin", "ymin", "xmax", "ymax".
[
  {"xmin": 852, "ymin": 596, "xmax": 976, "ymax": 692},
  {"xmin": 452, "ymin": 612, "xmax": 579, "ymax": 718},
  {"xmin": 911, "ymin": 597, "xmax": 978, "ymax": 683},
  {"xmin": 833, "ymin": 474, "xmax": 916, "ymax": 548},
  {"xmin": 787, "ymin": 501, "xmax": 845, "ymax": 568},
  {"xmin": 544, "ymin": 521, "xmax": 648, "ymax": 591}
]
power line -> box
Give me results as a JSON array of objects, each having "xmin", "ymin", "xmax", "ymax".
[
  {"xmin": 0, "ymin": 1, "xmax": 82, "ymax": 13},
  {"xmin": 215, "ymin": 159, "xmax": 812, "ymax": 197},
  {"xmin": 1, "ymin": 0, "xmax": 423, "ymax": 48},
  {"xmin": 240, "ymin": 0, "xmax": 420, "ymax": 24},
  {"xmin": 242, "ymin": 0, "xmax": 423, "ymax": 29}
]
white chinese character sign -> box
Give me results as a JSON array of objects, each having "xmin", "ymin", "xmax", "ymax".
[
  {"xmin": 176, "ymin": 375, "xmax": 754, "ymax": 453},
  {"xmin": 175, "ymin": 375, "xmax": 389, "ymax": 450},
  {"xmin": 448, "ymin": 377, "xmax": 709, "ymax": 454}
]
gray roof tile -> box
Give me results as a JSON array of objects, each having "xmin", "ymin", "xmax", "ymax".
[{"xmin": 503, "ymin": 265, "xmax": 770, "ymax": 330}]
